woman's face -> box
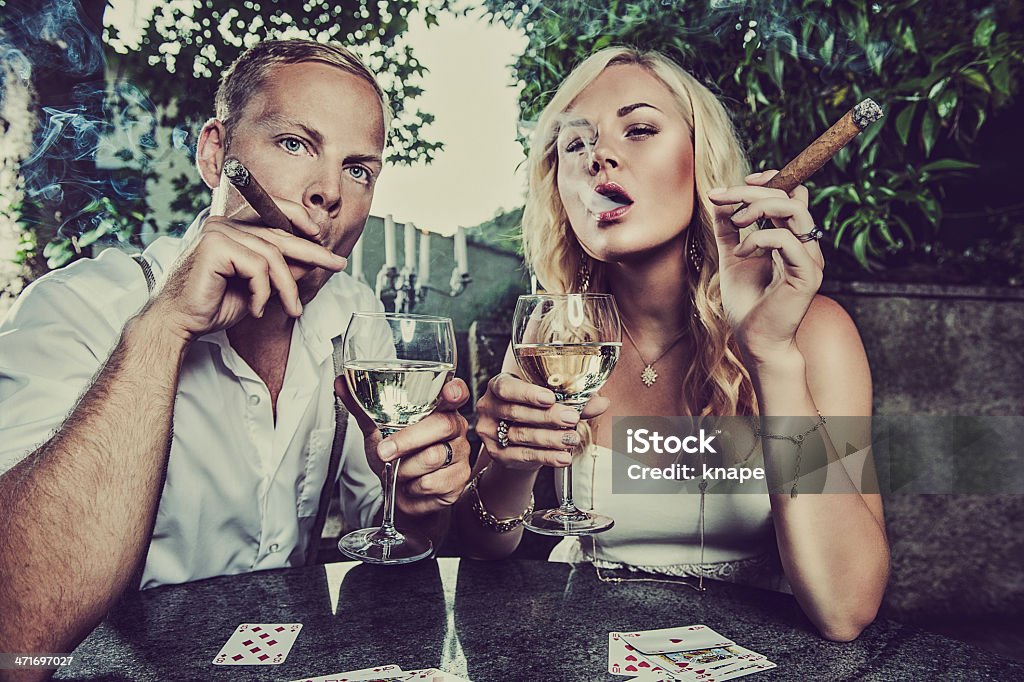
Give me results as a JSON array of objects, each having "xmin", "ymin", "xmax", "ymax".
[{"xmin": 555, "ymin": 63, "xmax": 696, "ymax": 264}]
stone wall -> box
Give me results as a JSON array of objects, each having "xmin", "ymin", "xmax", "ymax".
[{"xmin": 466, "ymin": 283, "xmax": 1024, "ymax": 632}]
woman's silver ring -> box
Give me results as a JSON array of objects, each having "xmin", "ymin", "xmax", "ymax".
[
  {"xmin": 497, "ymin": 420, "xmax": 511, "ymax": 448},
  {"xmin": 794, "ymin": 226, "xmax": 824, "ymax": 243},
  {"xmin": 441, "ymin": 441, "xmax": 454, "ymax": 468}
]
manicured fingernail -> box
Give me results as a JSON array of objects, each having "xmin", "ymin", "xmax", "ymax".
[
  {"xmin": 378, "ymin": 440, "xmax": 398, "ymax": 461},
  {"xmin": 537, "ymin": 391, "xmax": 556, "ymax": 406},
  {"xmin": 708, "ymin": 187, "xmax": 726, "ymax": 197},
  {"xmin": 447, "ymin": 383, "xmax": 463, "ymax": 401},
  {"xmin": 733, "ymin": 207, "xmax": 749, "ymax": 221},
  {"xmin": 559, "ymin": 408, "xmax": 580, "ymax": 426},
  {"xmin": 562, "ymin": 432, "xmax": 580, "ymax": 446},
  {"xmin": 746, "ymin": 171, "xmax": 764, "ymax": 179},
  {"xmin": 556, "ymin": 453, "xmax": 574, "ymax": 466}
]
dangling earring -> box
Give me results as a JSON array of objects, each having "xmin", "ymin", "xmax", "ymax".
[
  {"xmin": 688, "ymin": 233, "xmax": 704, "ymax": 274},
  {"xmin": 577, "ymin": 257, "xmax": 591, "ymax": 292}
]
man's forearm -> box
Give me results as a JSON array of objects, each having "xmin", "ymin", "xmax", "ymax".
[{"xmin": 0, "ymin": 310, "xmax": 188, "ymax": 659}]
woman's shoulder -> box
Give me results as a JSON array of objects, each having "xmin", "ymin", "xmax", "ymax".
[
  {"xmin": 795, "ymin": 294, "xmax": 872, "ymax": 414},
  {"xmin": 795, "ymin": 294, "xmax": 862, "ymax": 351}
]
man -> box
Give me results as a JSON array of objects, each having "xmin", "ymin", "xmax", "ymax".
[{"xmin": 0, "ymin": 39, "xmax": 471, "ymax": 660}]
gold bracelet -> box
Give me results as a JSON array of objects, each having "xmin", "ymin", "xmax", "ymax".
[{"xmin": 465, "ymin": 466, "xmax": 534, "ymax": 533}]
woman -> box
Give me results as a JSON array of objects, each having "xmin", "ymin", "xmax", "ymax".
[{"xmin": 454, "ymin": 47, "xmax": 889, "ymax": 641}]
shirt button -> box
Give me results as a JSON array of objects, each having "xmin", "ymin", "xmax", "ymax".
[
  {"xmin": 249, "ymin": 394, "xmax": 261, "ymax": 406},
  {"xmin": 269, "ymin": 543, "xmax": 280, "ymax": 553}
]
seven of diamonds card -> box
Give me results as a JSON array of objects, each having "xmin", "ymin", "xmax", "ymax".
[{"xmin": 213, "ymin": 623, "xmax": 302, "ymax": 665}]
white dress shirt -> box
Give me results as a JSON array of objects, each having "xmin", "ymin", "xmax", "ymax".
[{"xmin": 0, "ymin": 214, "xmax": 383, "ymax": 588}]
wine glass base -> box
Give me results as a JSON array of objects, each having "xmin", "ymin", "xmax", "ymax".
[
  {"xmin": 337, "ymin": 527, "xmax": 433, "ymax": 565},
  {"xmin": 523, "ymin": 508, "xmax": 615, "ymax": 536}
]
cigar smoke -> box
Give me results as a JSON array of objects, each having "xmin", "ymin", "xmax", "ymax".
[
  {"xmin": 2, "ymin": 0, "xmax": 190, "ymax": 244},
  {"xmin": 554, "ymin": 115, "xmax": 632, "ymax": 216}
]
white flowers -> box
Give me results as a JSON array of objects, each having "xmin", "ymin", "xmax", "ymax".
[{"xmin": 0, "ymin": 36, "xmax": 36, "ymax": 317}]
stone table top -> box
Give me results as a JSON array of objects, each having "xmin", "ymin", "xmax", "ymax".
[{"xmin": 56, "ymin": 558, "xmax": 1024, "ymax": 681}]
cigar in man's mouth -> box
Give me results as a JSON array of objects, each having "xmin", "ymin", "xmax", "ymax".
[
  {"xmin": 733, "ymin": 98, "xmax": 884, "ymax": 223},
  {"xmin": 222, "ymin": 157, "xmax": 296, "ymax": 235}
]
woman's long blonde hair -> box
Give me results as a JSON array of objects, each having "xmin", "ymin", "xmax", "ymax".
[{"xmin": 521, "ymin": 47, "xmax": 756, "ymax": 416}]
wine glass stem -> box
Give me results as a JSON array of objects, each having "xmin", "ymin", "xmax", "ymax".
[
  {"xmin": 557, "ymin": 402, "xmax": 586, "ymax": 513},
  {"xmin": 559, "ymin": 463, "xmax": 577, "ymax": 513},
  {"xmin": 380, "ymin": 426, "xmax": 402, "ymax": 539}
]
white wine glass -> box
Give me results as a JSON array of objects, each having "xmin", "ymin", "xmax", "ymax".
[
  {"xmin": 512, "ymin": 293, "xmax": 621, "ymax": 535},
  {"xmin": 338, "ymin": 312, "xmax": 456, "ymax": 564}
]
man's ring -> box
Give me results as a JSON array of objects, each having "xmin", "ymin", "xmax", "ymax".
[
  {"xmin": 794, "ymin": 226, "xmax": 824, "ymax": 243},
  {"xmin": 497, "ymin": 419, "xmax": 511, "ymax": 448},
  {"xmin": 441, "ymin": 441, "xmax": 454, "ymax": 468}
]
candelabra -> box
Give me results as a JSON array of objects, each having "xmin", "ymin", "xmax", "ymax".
[
  {"xmin": 376, "ymin": 266, "xmax": 472, "ymax": 314},
  {"xmin": 361, "ymin": 216, "xmax": 472, "ymax": 314}
]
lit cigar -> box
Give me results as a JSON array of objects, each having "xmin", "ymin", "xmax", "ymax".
[
  {"xmin": 222, "ymin": 157, "xmax": 295, "ymax": 234},
  {"xmin": 733, "ymin": 98, "xmax": 884, "ymax": 222}
]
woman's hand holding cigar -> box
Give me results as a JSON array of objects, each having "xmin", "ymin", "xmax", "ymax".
[{"xmin": 709, "ymin": 170, "xmax": 825, "ymax": 366}]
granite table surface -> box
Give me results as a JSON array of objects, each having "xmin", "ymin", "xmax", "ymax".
[{"xmin": 55, "ymin": 558, "xmax": 1024, "ymax": 681}]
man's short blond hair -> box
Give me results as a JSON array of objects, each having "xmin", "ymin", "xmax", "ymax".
[{"xmin": 215, "ymin": 39, "xmax": 391, "ymax": 143}]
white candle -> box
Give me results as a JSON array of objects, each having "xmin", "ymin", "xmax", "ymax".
[
  {"xmin": 383, "ymin": 214, "xmax": 396, "ymax": 267},
  {"xmin": 418, "ymin": 229, "xmax": 431, "ymax": 282},
  {"xmin": 351, "ymin": 233, "xmax": 364, "ymax": 283},
  {"xmin": 454, "ymin": 226, "xmax": 468, "ymax": 274},
  {"xmin": 404, "ymin": 222, "xmax": 416, "ymax": 271}
]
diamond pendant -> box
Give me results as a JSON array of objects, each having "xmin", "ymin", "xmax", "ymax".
[{"xmin": 640, "ymin": 364, "xmax": 658, "ymax": 387}]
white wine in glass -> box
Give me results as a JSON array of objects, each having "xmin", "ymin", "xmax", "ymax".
[
  {"xmin": 338, "ymin": 313, "xmax": 456, "ymax": 564},
  {"xmin": 512, "ymin": 293, "xmax": 621, "ymax": 535}
]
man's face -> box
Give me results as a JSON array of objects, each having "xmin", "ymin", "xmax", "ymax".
[{"xmin": 219, "ymin": 61, "xmax": 385, "ymax": 298}]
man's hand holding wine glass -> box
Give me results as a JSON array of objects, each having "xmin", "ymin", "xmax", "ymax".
[{"xmin": 335, "ymin": 375, "xmax": 472, "ymax": 517}]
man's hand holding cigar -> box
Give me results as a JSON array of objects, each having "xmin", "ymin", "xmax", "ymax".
[
  {"xmin": 146, "ymin": 183, "xmax": 348, "ymax": 344},
  {"xmin": 139, "ymin": 149, "xmax": 349, "ymax": 346}
]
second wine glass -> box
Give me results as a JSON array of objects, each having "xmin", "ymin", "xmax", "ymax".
[
  {"xmin": 512, "ymin": 293, "xmax": 621, "ymax": 535},
  {"xmin": 338, "ymin": 312, "xmax": 456, "ymax": 564}
]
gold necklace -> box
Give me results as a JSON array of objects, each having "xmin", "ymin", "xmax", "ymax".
[{"xmin": 620, "ymin": 322, "xmax": 688, "ymax": 388}]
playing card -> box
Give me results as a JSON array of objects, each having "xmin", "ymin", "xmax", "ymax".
[
  {"xmin": 396, "ymin": 669, "xmax": 471, "ymax": 681},
  {"xmin": 692, "ymin": 659, "xmax": 777, "ymax": 682},
  {"xmin": 639, "ymin": 647, "xmax": 747, "ymax": 681},
  {"xmin": 622, "ymin": 625, "xmax": 734, "ymax": 654},
  {"xmin": 212, "ymin": 623, "xmax": 302, "ymax": 665},
  {"xmin": 608, "ymin": 632, "xmax": 671, "ymax": 677},
  {"xmin": 288, "ymin": 664, "xmax": 403, "ymax": 682}
]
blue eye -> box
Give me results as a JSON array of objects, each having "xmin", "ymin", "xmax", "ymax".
[
  {"xmin": 347, "ymin": 166, "xmax": 372, "ymax": 183},
  {"xmin": 280, "ymin": 137, "xmax": 306, "ymax": 154}
]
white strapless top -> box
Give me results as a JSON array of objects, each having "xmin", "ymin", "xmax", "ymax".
[{"xmin": 550, "ymin": 444, "xmax": 788, "ymax": 590}]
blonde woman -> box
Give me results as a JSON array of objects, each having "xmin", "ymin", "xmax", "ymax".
[{"xmin": 454, "ymin": 47, "xmax": 889, "ymax": 641}]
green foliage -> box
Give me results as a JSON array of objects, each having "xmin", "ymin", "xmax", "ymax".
[
  {"xmin": 106, "ymin": 0, "xmax": 446, "ymax": 166},
  {"xmin": 468, "ymin": 206, "xmax": 525, "ymax": 253},
  {"xmin": 481, "ymin": 0, "xmax": 1024, "ymax": 272},
  {"xmin": 15, "ymin": 0, "xmax": 447, "ymax": 273},
  {"xmin": 41, "ymin": 197, "xmax": 144, "ymax": 268}
]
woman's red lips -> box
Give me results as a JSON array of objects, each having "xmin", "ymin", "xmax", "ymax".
[
  {"xmin": 597, "ymin": 204, "xmax": 632, "ymax": 222},
  {"xmin": 594, "ymin": 182, "xmax": 633, "ymax": 205}
]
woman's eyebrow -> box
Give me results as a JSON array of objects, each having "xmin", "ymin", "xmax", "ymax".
[{"xmin": 617, "ymin": 102, "xmax": 660, "ymax": 117}]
